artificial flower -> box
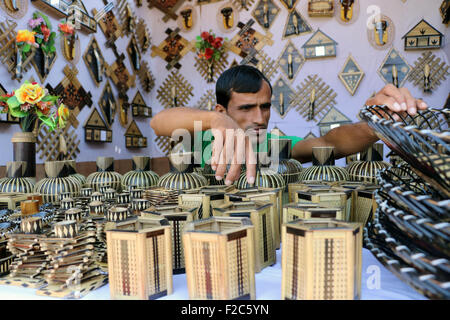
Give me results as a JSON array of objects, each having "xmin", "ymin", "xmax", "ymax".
[
  {"xmin": 16, "ymin": 30, "xmax": 36, "ymax": 44},
  {"xmin": 58, "ymin": 23, "xmax": 74, "ymax": 36},
  {"xmin": 28, "ymin": 17, "xmax": 44, "ymax": 29},
  {"xmin": 15, "ymin": 82, "xmax": 46, "ymax": 105},
  {"xmin": 204, "ymin": 47, "xmax": 214, "ymax": 60},
  {"xmin": 57, "ymin": 104, "xmax": 69, "ymax": 128},
  {"xmin": 41, "ymin": 24, "xmax": 51, "ymax": 42},
  {"xmin": 201, "ymin": 31, "xmax": 210, "ymax": 40}
]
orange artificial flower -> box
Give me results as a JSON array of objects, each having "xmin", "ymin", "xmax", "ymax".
[
  {"xmin": 15, "ymin": 82, "xmax": 46, "ymax": 105},
  {"xmin": 59, "ymin": 23, "xmax": 74, "ymax": 35},
  {"xmin": 16, "ymin": 30, "xmax": 36, "ymax": 44}
]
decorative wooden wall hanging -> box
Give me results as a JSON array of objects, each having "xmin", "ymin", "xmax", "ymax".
[
  {"xmin": 31, "ymin": 47, "xmax": 57, "ymax": 84},
  {"xmin": 194, "ymin": 89, "xmax": 216, "ymax": 111},
  {"xmin": 127, "ymin": 36, "xmax": 141, "ymax": 73},
  {"xmin": 407, "ymin": 51, "xmax": 449, "ymax": 93},
  {"xmin": 271, "ymin": 76, "xmax": 295, "ymax": 119},
  {"xmin": 441, "ymin": 0, "xmax": 450, "ymax": 25},
  {"xmin": 318, "ymin": 106, "xmax": 352, "ymax": 136},
  {"xmin": 116, "ymin": 0, "xmax": 136, "ymax": 37},
  {"xmin": 146, "ymin": 0, "xmax": 185, "ymax": 22},
  {"xmin": 83, "ymin": 107, "xmax": 112, "ymax": 143},
  {"xmin": 217, "ymin": 2, "xmax": 240, "ymax": 33},
  {"xmin": 277, "ymin": 40, "xmax": 305, "ymax": 82},
  {"xmin": 291, "ymin": 74, "xmax": 337, "ymax": 122},
  {"xmin": 335, "ymin": 0, "xmax": 359, "ymax": 24},
  {"xmin": 367, "ymin": 14, "xmax": 395, "ymax": 50},
  {"xmin": 98, "ymin": 81, "xmax": 117, "ymax": 126},
  {"xmin": 83, "ymin": 36, "xmax": 106, "ymax": 87},
  {"xmin": 36, "ymin": 125, "xmax": 81, "ymax": 161},
  {"xmin": 308, "ymin": 0, "xmax": 334, "ymax": 17},
  {"xmin": 303, "ymin": 131, "xmax": 317, "ymax": 140},
  {"xmin": 0, "ymin": 0, "xmax": 28, "ymax": 19},
  {"xmin": 402, "ymin": 19, "xmax": 444, "ymax": 50},
  {"xmin": 155, "ymin": 136, "xmax": 171, "ymax": 155},
  {"xmin": 377, "ymin": 47, "xmax": 411, "ymax": 88},
  {"xmin": 338, "ymin": 54, "xmax": 365, "ymax": 96},
  {"xmin": 106, "ymin": 54, "xmax": 136, "ymax": 93},
  {"xmin": 280, "ymin": 0, "xmax": 298, "ymax": 10},
  {"xmin": 46, "ymin": 65, "xmax": 93, "ymax": 111},
  {"xmin": 231, "ymin": 0, "xmax": 256, "ymax": 11},
  {"xmin": 125, "ymin": 120, "xmax": 147, "ymax": 148},
  {"xmin": 136, "ymin": 18, "xmax": 151, "ymax": 53},
  {"xmin": 157, "ymin": 71, "xmax": 194, "ymax": 109},
  {"xmin": 251, "ymin": 0, "xmax": 280, "ymax": 30},
  {"xmin": 271, "ymin": 125, "xmax": 286, "ymax": 137},
  {"xmin": 130, "ymin": 90, "xmax": 152, "ymax": 118},
  {"xmin": 0, "ymin": 83, "xmax": 18, "ymax": 124},
  {"xmin": 136, "ymin": 60, "xmax": 155, "ymax": 93},
  {"xmin": 151, "ymin": 28, "xmax": 192, "ymax": 70},
  {"xmin": 229, "ymin": 19, "xmax": 274, "ymax": 65},
  {"xmin": 194, "ymin": 52, "xmax": 229, "ymax": 83},
  {"xmin": 92, "ymin": 2, "xmax": 122, "ymax": 45},
  {"xmin": 283, "ymin": 8, "xmax": 313, "ymax": 39},
  {"xmin": 302, "ymin": 29, "xmax": 338, "ymax": 59},
  {"xmin": 31, "ymin": 0, "xmax": 97, "ymax": 34},
  {"xmin": 178, "ymin": 5, "xmax": 196, "ymax": 32},
  {"xmin": 60, "ymin": 25, "xmax": 81, "ymax": 65}
]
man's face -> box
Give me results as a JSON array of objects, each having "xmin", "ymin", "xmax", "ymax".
[{"xmin": 219, "ymin": 80, "xmax": 271, "ymax": 143}]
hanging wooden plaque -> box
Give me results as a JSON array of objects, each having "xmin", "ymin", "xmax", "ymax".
[
  {"xmin": 318, "ymin": 106, "xmax": 352, "ymax": 136},
  {"xmin": 0, "ymin": 0, "xmax": 28, "ymax": 19},
  {"xmin": 125, "ymin": 120, "xmax": 147, "ymax": 148},
  {"xmin": 276, "ymin": 40, "xmax": 305, "ymax": 83},
  {"xmin": 151, "ymin": 27, "xmax": 192, "ymax": 70},
  {"xmin": 407, "ymin": 51, "xmax": 449, "ymax": 93},
  {"xmin": 217, "ymin": 2, "xmax": 240, "ymax": 33},
  {"xmin": 302, "ymin": 29, "xmax": 338, "ymax": 59},
  {"xmin": 98, "ymin": 81, "xmax": 117, "ymax": 127},
  {"xmin": 282, "ymin": 8, "xmax": 313, "ymax": 39},
  {"xmin": 377, "ymin": 47, "xmax": 411, "ymax": 88},
  {"xmin": 251, "ymin": 0, "xmax": 280, "ymax": 30},
  {"xmin": 146, "ymin": 0, "xmax": 185, "ymax": 22},
  {"xmin": 83, "ymin": 36, "xmax": 106, "ymax": 87},
  {"xmin": 83, "ymin": 107, "xmax": 112, "ymax": 143},
  {"xmin": 338, "ymin": 54, "xmax": 365, "ymax": 96},
  {"xmin": 130, "ymin": 90, "xmax": 152, "ymax": 118},
  {"xmin": 127, "ymin": 35, "xmax": 141, "ymax": 73},
  {"xmin": 271, "ymin": 75, "xmax": 296, "ymax": 119}
]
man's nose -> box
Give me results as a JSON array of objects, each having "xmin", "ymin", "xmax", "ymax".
[{"xmin": 252, "ymin": 106, "xmax": 266, "ymax": 125}]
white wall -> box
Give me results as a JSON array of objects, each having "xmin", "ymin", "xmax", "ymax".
[{"xmin": 0, "ymin": 0, "xmax": 449, "ymax": 167}]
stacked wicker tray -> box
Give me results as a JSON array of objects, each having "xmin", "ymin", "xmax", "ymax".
[{"xmin": 360, "ymin": 105, "xmax": 449, "ymax": 300}]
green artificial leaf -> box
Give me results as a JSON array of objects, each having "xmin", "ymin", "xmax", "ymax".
[
  {"xmin": 9, "ymin": 107, "xmax": 27, "ymax": 118},
  {"xmin": 7, "ymin": 96, "xmax": 20, "ymax": 109},
  {"xmin": 196, "ymin": 36, "xmax": 202, "ymax": 41},
  {"xmin": 22, "ymin": 43, "xmax": 31, "ymax": 53}
]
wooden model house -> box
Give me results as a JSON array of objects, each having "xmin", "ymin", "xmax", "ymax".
[
  {"xmin": 125, "ymin": 120, "xmax": 147, "ymax": 148},
  {"xmin": 84, "ymin": 107, "xmax": 112, "ymax": 143},
  {"xmin": 302, "ymin": 29, "xmax": 338, "ymax": 59},
  {"xmin": 402, "ymin": 19, "xmax": 444, "ymax": 50},
  {"xmin": 130, "ymin": 90, "xmax": 152, "ymax": 118}
]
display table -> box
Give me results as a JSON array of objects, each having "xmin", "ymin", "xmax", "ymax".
[{"xmin": 0, "ymin": 248, "xmax": 426, "ymax": 300}]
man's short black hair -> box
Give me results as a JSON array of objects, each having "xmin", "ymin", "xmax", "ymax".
[{"xmin": 216, "ymin": 65, "xmax": 273, "ymax": 109}]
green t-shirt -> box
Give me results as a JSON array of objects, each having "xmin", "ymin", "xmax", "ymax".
[{"xmin": 194, "ymin": 130, "xmax": 303, "ymax": 168}]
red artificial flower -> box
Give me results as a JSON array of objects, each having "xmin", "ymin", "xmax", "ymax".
[
  {"xmin": 207, "ymin": 35, "xmax": 214, "ymax": 44},
  {"xmin": 201, "ymin": 31, "xmax": 209, "ymax": 40},
  {"xmin": 204, "ymin": 47, "xmax": 214, "ymax": 60},
  {"xmin": 41, "ymin": 24, "xmax": 50, "ymax": 42},
  {"xmin": 212, "ymin": 37, "xmax": 223, "ymax": 49}
]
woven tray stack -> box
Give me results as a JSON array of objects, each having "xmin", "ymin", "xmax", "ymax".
[{"xmin": 360, "ymin": 105, "xmax": 449, "ymax": 300}]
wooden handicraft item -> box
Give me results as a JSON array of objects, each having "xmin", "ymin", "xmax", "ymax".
[
  {"xmin": 98, "ymin": 81, "xmax": 117, "ymax": 127},
  {"xmin": 277, "ymin": 40, "xmax": 305, "ymax": 83},
  {"xmin": 60, "ymin": 17, "xmax": 80, "ymax": 65},
  {"xmin": 183, "ymin": 216, "xmax": 256, "ymax": 300},
  {"xmin": 121, "ymin": 156, "xmax": 159, "ymax": 190},
  {"xmin": 318, "ymin": 106, "xmax": 352, "ymax": 136},
  {"xmin": 146, "ymin": 0, "xmax": 185, "ymax": 22},
  {"xmin": 194, "ymin": 50, "xmax": 229, "ymax": 84},
  {"xmin": 228, "ymin": 19, "xmax": 274, "ymax": 65},
  {"xmin": 281, "ymin": 219, "xmax": 362, "ymax": 300},
  {"xmin": 282, "ymin": 202, "xmax": 343, "ymax": 224},
  {"xmin": 214, "ymin": 201, "xmax": 275, "ymax": 273},
  {"xmin": 402, "ymin": 19, "xmax": 444, "ymax": 50},
  {"xmin": 193, "ymin": 89, "xmax": 216, "ymax": 111},
  {"xmin": 0, "ymin": 82, "xmax": 19, "ymax": 123},
  {"xmin": 302, "ymin": 29, "xmax": 338, "ymax": 59},
  {"xmin": 178, "ymin": 191, "xmax": 226, "ymax": 220},
  {"xmin": 92, "ymin": 1, "xmax": 122, "ymax": 45},
  {"xmin": 155, "ymin": 136, "xmax": 171, "ymax": 156},
  {"xmin": 30, "ymin": 17, "xmax": 57, "ymax": 83},
  {"xmin": 125, "ymin": 120, "xmax": 147, "ymax": 149},
  {"xmin": 271, "ymin": 76, "xmax": 295, "ymax": 119},
  {"xmin": 116, "ymin": 0, "xmax": 136, "ymax": 37},
  {"xmin": 136, "ymin": 60, "xmax": 155, "ymax": 93},
  {"xmin": 141, "ymin": 205, "xmax": 196, "ymax": 274},
  {"xmin": 308, "ymin": 0, "xmax": 334, "ymax": 17},
  {"xmin": 178, "ymin": 5, "xmax": 196, "ymax": 32},
  {"xmin": 0, "ymin": 0, "xmax": 28, "ymax": 19},
  {"xmin": 83, "ymin": 107, "xmax": 112, "ymax": 143},
  {"xmin": 83, "ymin": 36, "xmax": 106, "ymax": 87},
  {"xmin": 31, "ymin": 0, "xmax": 96, "ymax": 34},
  {"xmin": 0, "ymin": 238, "xmax": 14, "ymax": 277},
  {"xmin": 156, "ymin": 70, "xmax": 194, "ymax": 109},
  {"xmin": 86, "ymin": 157, "xmax": 123, "ymax": 192},
  {"xmin": 106, "ymin": 217, "xmax": 173, "ymax": 300},
  {"xmin": 282, "ymin": 8, "xmax": 313, "ymax": 39},
  {"xmin": 217, "ymin": 2, "xmax": 240, "ymax": 33},
  {"xmin": 151, "ymin": 28, "xmax": 192, "ymax": 71},
  {"xmin": 280, "ymin": 0, "xmax": 298, "ymax": 10},
  {"xmin": 127, "ymin": 35, "xmax": 141, "ymax": 73},
  {"xmin": 407, "ymin": 51, "xmax": 449, "ymax": 93},
  {"xmin": 36, "ymin": 124, "xmax": 81, "ymax": 161},
  {"xmin": 136, "ymin": 18, "xmax": 151, "ymax": 53},
  {"xmin": 346, "ymin": 143, "xmax": 390, "ymax": 184},
  {"xmin": 441, "ymin": 0, "xmax": 450, "ymax": 25},
  {"xmin": 338, "ymin": 54, "xmax": 364, "ymax": 96},
  {"xmin": 377, "ymin": 47, "xmax": 411, "ymax": 88},
  {"xmin": 367, "ymin": 14, "xmax": 395, "ymax": 49},
  {"xmin": 0, "ymin": 161, "xmax": 35, "ymax": 194},
  {"xmin": 0, "ymin": 193, "xmax": 28, "ymax": 210},
  {"xmin": 335, "ymin": 0, "xmax": 359, "ymax": 24},
  {"xmin": 251, "ymin": 0, "xmax": 281, "ymax": 31},
  {"xmin": 291, "ymin": 74, "xmax": 337, "ymax": 122},
  {"xmin": 231, "ymin": 0, "xmax": 256, "ymax": 11},
  {"xmin": 130, "ymin": 90, "xmax": 152, "ymax": 118}
]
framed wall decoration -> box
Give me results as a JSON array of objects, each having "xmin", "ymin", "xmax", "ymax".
[
  {"xmin": 441, "ymin": 0, "xmax": 450, "ymax": 25},
  {"xmin": 317, "ymin": 106, "xmax": 352, "ymax": 136},
  {"xmin": 0, "ymin": 82, "xmax": 19, "ymax": 124},
  {"xmin": 116, "ymin": 0, "xmax": 136, "ymax": 37},
  {"xmin": 367, "ymin": 14, "xmax": 395, "ymax": 50},
  {"xmin": 338, "ymin": 54, "xmax": 365, "ymax": 96},
  {"xmin": 136, "ymin": 18, "xmax": 151, "ymax": 53},
  {"xmin": 157, "ymin": 71, "xmax": 194, "ymax": 109},
  {"xmin": 407, "ymin": 51, "xmax": 449, "ymax": 93},
  {"xmin": 0, "ymin": 0, "xmax": 28, "ymax": 19},
  {"xmin": 251, "ymin": 0, "xmax": 281, "ymax": 31},
  {"xmin": 130, "ymin": 90, "xmax": 152, "ymax": 118},
  {"xmin": 98, "ymin": 81, "xmax": 117, "ymax": 127},
  {"xmin": 231, "ymin": 0, "xmax": 256, "ymax": 11},
  {"xmin": 125, "ymin": 120, "xmax": 147, "ymax": 148},
  {"xmin": 146, "ymin": 0, "xmax": 185, "ymax": 22},
  {"xmin": 282, "ymin": 8, "xmax": 313, "ymax": 39},
  {"xmin": 178, "ymin": 5, "xmax": 197, "ymax": 32},
  {"xmin": 402, "ymin": 19, "xmax": 444, "ymax": 50},
  {"xmin": 83, "ymin": 107, "xmax": 112, "ymax": 143},
  {"xmin": 335, "ymin": 0, "xmax": 359, "ymax": 25},
  {"xmin": 279, "ymin": 0, "xmax": 298, "ymax": 10},
  {"xmin": 271, "ymin": 76, "xmax": 296, "ymax": 119},
  {"xmin": 83, "ymin": 36, "xmax": 106, "ymax": 87},
  {"xmin": 151, "ymin": 27, "xmax": 193, "ymax": 70},
  {"xmin": 127, "ymin": 35, "xmax": 141, "ymax": 73},
  {"xmin": 377, "ymin": 47, "xmax": 411, "ymax": 88},
  {"xmin": 302, "ymin": 29, "xmax": 338, "ymax": 59},
  {"xmin": 136, "ymin": 60, "xmax": 155, "ymax": 93},
  {"xmin": 92, "ymin": 2, "xmax": 122, "ymax": 44},
  {"xmin": 308, "ymin": 0, "xmax": 334, "ymax": 17},
  {"xmin": 217, "ymin": 2, "xmax": 240, "ymax": 33},
  {"xmin": 36, "ymin": 125, "xmax": 81, "ymax": 161},
  {"xmin": 276, "ymin": 40, "xmax": 305, "ymax": 82}
]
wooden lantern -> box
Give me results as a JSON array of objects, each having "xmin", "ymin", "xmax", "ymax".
[
  {"xmin": 106, "ymin": 217, "xmax": 173, "ymax": 300},
  {"xmin": 282, "ymin": 203, "xmax": 343, "ymax": 224},
  {"xmin": 213, "ymin": 201, "xmax": 275, "ymax": 273},
  {"xmin": 183, "ymin": 216, "xmax": 256, "ymax": 300},
  {"xmin": 281, "ymin": 219, "xmax": 362, "ymax": 300}
]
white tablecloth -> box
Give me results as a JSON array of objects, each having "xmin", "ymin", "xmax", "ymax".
[{"xmin": 0, "ymin": 248, "xmax": 427, "ymax": 300}]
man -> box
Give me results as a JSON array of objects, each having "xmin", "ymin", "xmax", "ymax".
[{"xmin": 151, "ymin": 65, "xmax": 428, "ymax": 186}]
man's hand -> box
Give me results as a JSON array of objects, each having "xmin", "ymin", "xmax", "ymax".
[
  {"xmin": 209, "ymin": 113, "xmax": 257, "ymax": 186},
  {"xmin": 365, "ymin": 84, "xmax": 428, "ymax": 120}
]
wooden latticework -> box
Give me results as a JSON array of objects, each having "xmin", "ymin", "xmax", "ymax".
[
  {"xmin": 194, "ymin": 52, "xmax": 229, "ymax": 83},
  {"xmin": 291, "ymin": 74, "xmax": 337, "ymax": 122},
  {"xmin": 194, "ymin": 89, "xmax": 216, "ymax": 111},
  {"xmin": 407, "ymin": 51, "xmax": 449, "ymax": 92},
  {"xmin": 251, "ymin": 50, "xmax": 278, "ymax": 82},
  {"xmin": 136, "ymin": 60, "xmax": 155, "ymax": 93},
  {"xmin": 155, "ymin": 136, "xmax": 171, "ymax": 156},
  {"xmin": 157, "ymin": 70, "xmax": 194, "ymax": 109},
  {"xmin": 146, "ymin": 0, "xmax": 185, "ymax": 22},
  {"xmin": 151, "ymin": 28, "xmax": 192, "ymax": 70},
  {"xmin": 36, "ymin": 125, "xmax": 81, "ymax": 161}
]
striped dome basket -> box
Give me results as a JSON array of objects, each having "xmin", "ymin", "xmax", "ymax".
[
  {"xmin": 0, "ymin": 161, "xmax": 35, "ymax": 194},
  {"xmin": 86, "ymin": 157, "xmax": 123, "ymax": 192},
  {"xmin": 121, "ymin": 156, "xmax": 159, "ymax": 190},
  {"xmin": 236, "ymin": 167, "xmax": 286, "ymax": 190},
  {"xmin": 201, "ymin": 164, "xmax": 226, "ymax": 186},
  {"xmin": 299, "ymin": 147, "xmax": 349, "ymax": 182},
  {"xmin": 157, "ymin": 152, "xmax": 208, "ymax": 191},
  {"xmin": 347, "ymin": 143, "xmax": 391, "ymax": 184},
  {"xmin": 34, "ymin": 161, "xmax": 81, "ymax": 204},
  {"xmin": 65, "ymin": 160, "xmax": 87, "ymax": 187}
]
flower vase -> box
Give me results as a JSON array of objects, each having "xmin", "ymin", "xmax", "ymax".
[
  {"xmin": 11, "ymin": 130, "xmax": 36, "ymax": 179},
  {"xmin": 207, "ymin": 60, "xmax": 214, "ymax": 83}
]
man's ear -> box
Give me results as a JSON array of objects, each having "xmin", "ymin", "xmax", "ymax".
[{"xmin": 215, "ymin": 104, "xmax": 227, "ymax": 113}]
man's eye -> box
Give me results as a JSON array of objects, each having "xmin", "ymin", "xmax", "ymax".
[{"xmin": 261, "ymin": 104, "xmax": 271, "ymax": 109}]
